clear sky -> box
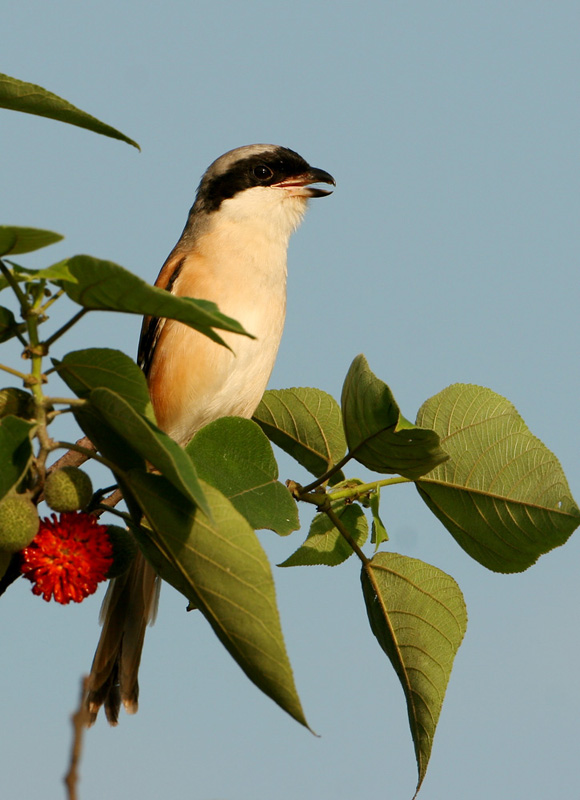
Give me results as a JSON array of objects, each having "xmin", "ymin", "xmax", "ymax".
[{"xmin": 2, "ymin": 2, "xmax": 579, "ymax": 799}]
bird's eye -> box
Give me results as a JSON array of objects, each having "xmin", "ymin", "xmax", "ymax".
[{"xmin": 253, "ymin": 164, "xmax": 273, "ymax": 181}]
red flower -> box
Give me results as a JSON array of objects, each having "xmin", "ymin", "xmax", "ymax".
[{"xmin": 21, "ymin": 512, "xmax": 113, "ymax": 604}]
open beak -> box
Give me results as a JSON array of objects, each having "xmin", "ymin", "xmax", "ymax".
[{"xmin": 273, "ymin": 167, "xmax": 335, "ymax": 198}]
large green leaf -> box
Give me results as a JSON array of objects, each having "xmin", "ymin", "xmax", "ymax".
[
  {"xmin": 71, "ymin": 405, "xmax": 146, "ymax": 525},
  {"xmin": 125, "ymin": 471, "xmax": 309, "ymax": 729},
  {"xmin": 279, "ymin": 503, "xmax": 368, "ymax": 567},
  {"xmin": 341, "ymin": 355, "xmax": 448, "ymax": 480},
  {"xmin": 54, "ymin": 348, "xmax": 154, "ymax": 420},
  {"xmin": 88, "ymin": 387, "xmax": 209, "ymax": 518},
  {"xmin": 0, "ymin": 415, "xmax": 36, "ymax": 501},
  {"xmin": 416, "ymin": 384, "xmax": 580, "ymax": 572},
  {"xmin": 186, "ymin": 417, "xmax": 299, "ymax": 536},
  {"xmin": 50, "ymin": 255, "xmax": 251, "ymax": 347},
  {"xmin": 0, "ymin": 226, "xmax": 63, "ymax": 257},
  {"xmin": 0, "ymin": 72, "xmax": 139, "ymax": 149},
  {"xmin": 254, "ymin": 387, "xmax": 347, "ymax": 478},
  {"xmin": 72, "ymin": 405, "xmax": 145, "ymax": 476},
  {"xmin": 361, "ymin": 552, "xmax": 467, "ymax": 798}
]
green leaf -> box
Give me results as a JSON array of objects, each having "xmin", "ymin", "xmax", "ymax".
[
  {"xmin": 17, "ymin": 261, "xmax": 76, "ymax": 282},
  {"xmin": 186, "ymin": 417, "xmax": 299, "ymax": 536},
  {"xmin": 124, "ymin": 471, "xmax": 309, "ymax": 729},
  {"xmin": 254, "ymin": 387, "xmax": 347, "ymax": 478},
  {"xmin": 0, "ymin": 415, "xmax": 36, "ymax": 501},
  {"xmin": 0, "ymin": 260, "xmax": 75, "ymax": 293},
  {"xmin": 50, "ymin": 255, "xmax": 251, "ymax": 347},
  {"xmin": 416, "ymin": 384, "xmax": 580, "ymax": 572},
  {"xmin": 369, "ymin": 488, "xmax": 389, "ymax": 548},
  {"xmin": 0, "ymin": 226, "xmax": 63, "ymax": 256},
  {"xmin": 54, "ymin": 348, "xmax": 154, "ymax": 420},
  {"xmin": 72, "ymin": 405, "xmax": 146, "ymax": 525},
  {"xmin": 341, "ymin": 355, "xmax": 449, "ymax": 480},
  {"xmin": 130, "ymin": 514, "xmax": 197, "ymax": 604},
  {"xmin": 73, "ymin": 405, "xmax": 145, "ymax": 476},
  {"xmin": 361, "ymin": 552, "xmax": 467, "ymax": 798},
  {"xmin": 0, "ymin": 307, "xmax": 24, "ymax": 344},
  {"xmin": 279, "ymin": 503, "xmax": 368, "ymax": 567},
  {"xmin": 0, "ymin": 72, "xmax": 139, "ymax": 149},
  {"xmin": 88, "ymin": 387, "xmax": 209, "ymax": 518}
]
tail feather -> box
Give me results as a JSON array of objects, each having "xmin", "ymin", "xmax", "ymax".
[{"xmin": 85, "ymin": 551, "xmax": 159, "ymax": 725}]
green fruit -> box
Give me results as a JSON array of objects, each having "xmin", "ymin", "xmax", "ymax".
[
  {"xmin": 0, "ymin": 494, "xmax": 39, "ymax": 553},
  {"xmin": 44, "ymin": 467, "xmax": 93, "ymax": 512},
  {"xmin": 105, "ymin": 525, "xmax": 139, "ymax": 578},
  {"xmin": 0, "ymin": 387, "xmax": 34, "ymax": 419}
]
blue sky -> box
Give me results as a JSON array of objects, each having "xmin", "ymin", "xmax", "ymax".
[{"xmin": 2, "ymin": 2, "xmax": 580, "ymax": 799}]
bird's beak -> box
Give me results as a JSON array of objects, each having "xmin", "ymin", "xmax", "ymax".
[{"xmin": 273, "ymin": 167, "xmax": 336, "ymax": 198}]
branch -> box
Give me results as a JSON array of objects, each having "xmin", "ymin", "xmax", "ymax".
[
  {"xmin": 47, "ymin": 437, "xmax": 97, "ymax": 471},
  {"xmin": 64, "ymin": 676, "xmax": 91, "ymax": 800}
]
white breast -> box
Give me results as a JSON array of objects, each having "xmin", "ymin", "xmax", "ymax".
[{"xmin": 149, "ymin": 187, "xmax": 309, "ymax": 445}]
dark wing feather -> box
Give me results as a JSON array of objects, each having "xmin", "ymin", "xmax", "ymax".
[{"xmin": 137, "ymin": 253, "xmax": 186, "ymax": 376}]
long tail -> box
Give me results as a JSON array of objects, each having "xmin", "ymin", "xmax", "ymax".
[{"xmin": 85, "ymin": 551, "xmax": 160, "ymax": 725}]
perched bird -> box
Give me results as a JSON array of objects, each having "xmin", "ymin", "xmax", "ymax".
[{"xmin": 85, "ymin": 144, "xmax": 335, "ymax": 724}]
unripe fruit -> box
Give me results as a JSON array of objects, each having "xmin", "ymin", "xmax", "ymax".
[
  {"xmin": 0, "ymin": 387, "xmax": 34, "ymax": 419},
  {"xmin": 105, "ymin": 525, "xmax": 139, "ymax": 578},
  {"xmin": 44, "ymin": 467, "xmax": 93, "ymax": 512},
  {"xmin": 0, "ymin": 494, "xmax": 39, "ymax": 553}
]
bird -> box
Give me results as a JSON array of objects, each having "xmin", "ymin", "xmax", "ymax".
[{"xmin": 85, "ymin": 144, "xmax": 335, "ymax": 724}]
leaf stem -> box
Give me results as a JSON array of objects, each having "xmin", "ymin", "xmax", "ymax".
[
  {"xmin": 43, "ymin": 308, "xmax": 89, "ymax": 348},
  {"xmin": 52, "ymin": 441, "xmax": 116, "ymax": 472},
  {"xmin": 300, "ymin": 452, "xmax": 353, "ymax": 493},
  {"xmin": 0, "ymin": 361, "xmax": 30, "ymax": 381},
  {"xmin": 38, "ymin": 288, "xmax": 65, "ymax": 315},
  {"xmin": 94, "ymin": 504, "xmax": 130, "ymax": 522},
  {"xmin": 44, "ymin": 397, "xmax": 88, "ymax": 407},
  {"xmin": 288, "ymin": 481, "xmax": 370, "ymax": 565},
  {"xmin": 325, "ymin": 504, "xmax": 370, "ymax": 565},
  {"xmin": 329, "ymin": 475, "xmax": 411, "ymax": 502}
]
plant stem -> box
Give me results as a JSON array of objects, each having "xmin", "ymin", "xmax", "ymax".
[
  {"xmin": 329, "ymin": 475, "xmax": 411, "ymax": 503},
  {"xmin": 300, "ymin": 452, "xmax": 353, "ymax": 493},
  {"xmin": 0, "ymin": 362, "xmax": 30, "ymax": 382},
  {"xmin": 288, "ymin": 481, "xmax": 370, "ymax": 565},
  {"xmin": 44, "ymin": 397, "xmax": 87, "ymax": 407},
  {"xmin": 94, "ymin": 503, "xmax": 130, "ymax": 521},
  {"xmin": 38, "ymin": 288, "xmax": 65, "ymax": 315},
  {"xmin": 26, "ymin": 310, "xmax": 53, "ymax": 477},
  {"xmin": 0, "ymin": 259, "xmax": 28, "ymax": 315},
  {"xmin": 0, "ymin": 261, "xmax": 60, "ymax": 490},
  {"xmin": 325, "ymin": 505, "xmax": 370, "ymax": 565},
  {"xmin": 44, "ymin": 309, "xmax": 89, "ymax": 348}
]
